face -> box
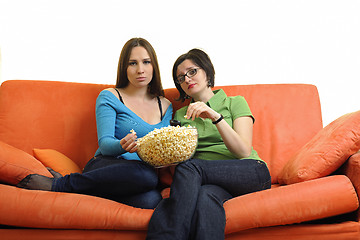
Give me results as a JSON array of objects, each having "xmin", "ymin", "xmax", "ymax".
[
  {"xmin": 127, "ymin": 46, "xmax": 153, "ymax": 88},
  {"xmin": 176, "ymin": 59, "xmax": 208, "ymax": 98}
]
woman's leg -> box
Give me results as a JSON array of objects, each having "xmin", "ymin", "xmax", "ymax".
[
  {"xmin": 116, "ymin": 189, "xmax": 162, "ymax": 209},
  {"xmin": 189, "ymin": 185, "xmax": 232, "ymax": 240},
  {"xmin": 53, "ymin": 156, "xmax": 161, "ymax": 208},
  {"xmin": 147, "ymin": 159, "xmax": 203, "ymax": 240},
  {"xmin": 146, "ymin": 158, "xmax": 271, "ymax": 240}
]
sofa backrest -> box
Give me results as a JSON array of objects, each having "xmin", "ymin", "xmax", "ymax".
[
  {"xmin": 0, "ymin": 80, "xmax": 112, "ymax": 169},
  {"xmin": 164, "ymin": 84, "xmax": 323, "ymax": 183},
  {"xmin": 0, "ymin": 81, "xmax": 322, "ymax": 183}
]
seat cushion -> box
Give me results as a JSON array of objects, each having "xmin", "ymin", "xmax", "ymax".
[{"xmin": 0, "ymin": 184, "xmax": 152, "ymax": 230}]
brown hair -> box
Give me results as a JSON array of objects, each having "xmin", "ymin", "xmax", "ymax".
[
  {"xmin": 172, "ymin": 48, "xmax": 215, "ymax": 101},
  {"xmin": 116, "ymin": 38, "xmax": 164, "ymax": 96}
]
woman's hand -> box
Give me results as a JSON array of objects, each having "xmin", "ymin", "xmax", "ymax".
[
  {"xmin": 185, "ymin": 102, "xmax": 221, "ymax": 122},
  {"xmin": 120, "ymin": 133, "xmax": 138, "ymax": 153}
]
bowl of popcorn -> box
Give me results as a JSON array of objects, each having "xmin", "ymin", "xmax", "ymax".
[{"xmin": 136, "ymin": 125, "xmax": 198, "ymax": 168}]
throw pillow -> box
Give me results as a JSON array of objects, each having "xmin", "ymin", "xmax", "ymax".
[
  {"xmin": 33, "ymin": 149, "xmax": 82, "ymax": 176},
  {"xmin": 0, "ymin": 141, "xmax": 53, "ymax": 185},
  {"xmin": 278, "ymin": 110, "xmax": 360, "ymax": 185}
]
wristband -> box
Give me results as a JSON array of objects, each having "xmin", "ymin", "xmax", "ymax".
[{"xmin": 212, "ymin": 114, "xmax": 224, "ymax": 124}]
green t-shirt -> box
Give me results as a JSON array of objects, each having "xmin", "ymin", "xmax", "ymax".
[{"xmin": 174, "ymin": 89, "xmax": 262, "ymax": 162}]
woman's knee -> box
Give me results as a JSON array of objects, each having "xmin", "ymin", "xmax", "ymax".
[
  {"xmin": 197, "ymin": 185, "xmax": 232, "ymax": 207},
  {"xmin": 139, "ymin": 172, "xmax": 158, "ymax": 190},
  {"xmin": 143, "ymin": 190, "xmax": 163, "ymax": 209},
  {"xmin": 118, "ymin": 189, "xmax": 162, "ymax": 209},
  {"xmin": 175, "ymin": 159, "xmax": 201, "ymax": 175}
]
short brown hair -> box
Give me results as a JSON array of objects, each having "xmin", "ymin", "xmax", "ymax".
[
  {"xmin": 116, "ymin": 38, "xmax": 164, "ymax": 96},
  {"xmin": 172, "ymin": 48, "xmax": 215, "ymax": 101}
]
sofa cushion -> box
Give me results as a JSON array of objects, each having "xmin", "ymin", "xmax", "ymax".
[
  {"xmin": 0, "ymin": 141, "xmax": 53, "ymax": 185},
  {"xmin": 33, "ymin": 149, "xmax": 82, "ymax": 176},
  {"xmin": 278, "ymin": 110, "xmax": 360, "ymax": 185},
  {"xmin": 224, "ymin": 175, "xmax": 359, "ymax": 234},
  {"xmin": 0, "ymin": 184, "xmax": 153, "ymax": 230}
]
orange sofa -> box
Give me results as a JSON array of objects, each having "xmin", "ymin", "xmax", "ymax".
[{"xmin": 0, "ymin": 80, "xmax": 360, "ymax": 240}]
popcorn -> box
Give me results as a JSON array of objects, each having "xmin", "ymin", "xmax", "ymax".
[{"xmin": 136, "ymin": 126, "xmax": 198, "ymax": 167}]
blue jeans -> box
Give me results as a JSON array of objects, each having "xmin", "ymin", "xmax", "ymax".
[
  {"xmin": 146, "ymin": 158, "xmax": 271, "ymax": 240},
  {"xmin": 52, "ymin": 155, "xmax": 162, "ymax": 209}
]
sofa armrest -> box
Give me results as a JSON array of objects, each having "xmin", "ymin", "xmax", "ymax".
[
  {"xmin": 341, "ymin": 151, "xmax": 360, "ymax": 221},
  {"xmin": 223, "ymin": 175, "xmax": 358, "ymax": 234}
]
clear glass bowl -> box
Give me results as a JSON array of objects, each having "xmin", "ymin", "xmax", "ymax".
[{"xmin": 136, "ymin": 126, "xmax": 198, "ymax": 168}]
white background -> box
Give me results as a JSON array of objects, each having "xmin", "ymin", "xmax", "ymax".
[{"xmin": 0, "ymin": 0, "xmax": 359, "ymax": 126}]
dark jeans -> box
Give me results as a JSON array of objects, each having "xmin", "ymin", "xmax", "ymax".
[
  {"xmin": 146, "ymin": 158, "xmax": 271, "ymax": 240},
  {"xmin": 52, "ymin": 155, "xmax": 162, "ymax": 209}
]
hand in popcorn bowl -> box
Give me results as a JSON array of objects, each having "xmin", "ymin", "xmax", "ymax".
[{"xmin": 136, "ymin": 126, "xmax": 198, "ymax": 168}]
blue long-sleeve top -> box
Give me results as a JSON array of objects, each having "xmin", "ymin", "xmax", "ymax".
[{"xmin": 94, "ymin": 90, "xmax": 173, "ymax": 160}]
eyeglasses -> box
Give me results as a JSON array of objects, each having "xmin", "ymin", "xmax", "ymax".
[{"xmin": 175, "ymin": 68, "xmax": 200, "ymax": 84}]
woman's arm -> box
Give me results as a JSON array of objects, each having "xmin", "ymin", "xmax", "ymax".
[
  {"xmin": 215, "ymin": 116, "xmax": 253, "ymax": 158},
  {"xmin": 96, "ymin": 90, "xmax": 137, "ymax": 155},
  {"xmin": 185, "ymin": 101, "xmax": 253, "ymax": 159}
]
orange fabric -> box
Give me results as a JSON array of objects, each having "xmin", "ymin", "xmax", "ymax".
[
  {"xmin": 278, "ymin": 111, "xmax": 360, "ymax": 185},
  {"xmin": 0, "ymin": 184, "xmax": 153, "ymax": 230},
  {"xmin": 157, "ymin": 165, "xmax": 176, "ymax": 187},
  {"xmin": 0, "ymin": 176, "xmax": 357, "ymax": 233},
  {"xmin": 0, "ymin": 229, "xmax": 147, "ymax": 240},
  {"xmin": 342, "ymin": 152, "xmax": 360, "ymax": 221},
  {"xmin": 0, "ymin": 141, "xmax": 52, "ymax": 185},
  {"xmin": 1, "ymin": 222, "xmax": 359, "ymax": 240},
  {"xmin": 0, "ymin": 81, "xmax": 323, "ymax": 183},
  {"xmin": 160, "ymin": 187, "xmax": 171, "ymax": 199},
  {"xmin": 165, "ymin": 84, "xmax": 323, "ymax": 183},
  {"xmin": 0, "ymin": 80, "xmax": 112, "ymax": 169},
  {"xmin": 33, "ymin": 148, "xmax": 82, "ymax": 175},
  {"xmin": 224, "ymin": 175, "xmax": 359, "ymax": 234},
  {"xmin": 226, "ymin": 222, "xmax": 360, "ymax": 240},
  {"xmin": 0, "ymin": 80, "xmax": 358, "ymax": 238}
]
